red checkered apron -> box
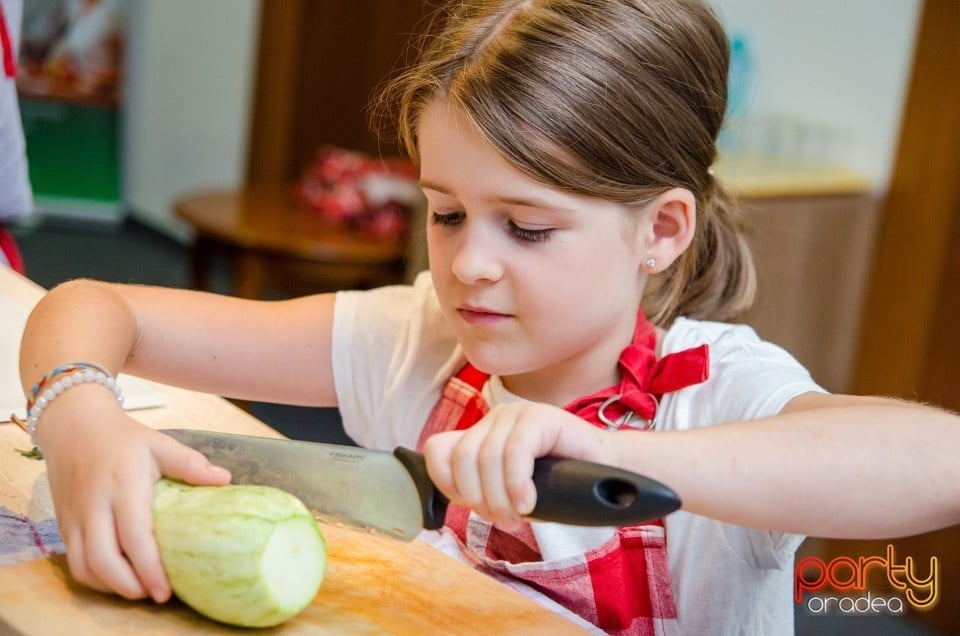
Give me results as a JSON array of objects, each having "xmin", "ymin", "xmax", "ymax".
[{"xmin": 417, "ymin": 312, "xmax": 709, "ymax": 634}]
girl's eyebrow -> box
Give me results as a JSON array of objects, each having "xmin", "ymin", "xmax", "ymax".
[
  {"xmin": 419, "ymin": 180, "xmax": 576, "ymax": 213},
  {"xmin": 418, "ymin": 179, "xmax": 450, "ymax": 194}
]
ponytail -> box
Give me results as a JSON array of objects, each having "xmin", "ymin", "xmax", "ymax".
[{"xmin": 643, "ymin": 180, "xmax": 756, "ymax": 326}]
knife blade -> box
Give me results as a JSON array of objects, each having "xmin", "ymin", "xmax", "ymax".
[{"xmin": 161, "ymin": 429, "xmax": 681, "ymax": 540}]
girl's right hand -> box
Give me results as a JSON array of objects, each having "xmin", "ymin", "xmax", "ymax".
[{"xmin": 36, "ymin": 388, "xmax": 231, "ymax": 603}]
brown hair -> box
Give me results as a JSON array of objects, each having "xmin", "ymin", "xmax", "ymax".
[{"xmin": 375, "ymin": 0, "xmax": 755, "ymax": 325}]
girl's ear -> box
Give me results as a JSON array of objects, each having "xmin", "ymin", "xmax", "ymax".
[{"xmin": 639, "ymin": 187, "xmax": 696, "ymax": 273}]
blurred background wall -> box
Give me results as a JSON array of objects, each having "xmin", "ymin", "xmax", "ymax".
[
  {"xmin": 123, "ymin": 0, "xmax": 260, "ymax": 240},
  {"xmin": 111, "ymin": 0, "xmax": 922, "ymax": 234}
]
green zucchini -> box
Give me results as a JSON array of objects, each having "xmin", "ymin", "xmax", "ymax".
[{"xmin": 153, "ymin": 479, "xmax": 327, "ymax": 627}]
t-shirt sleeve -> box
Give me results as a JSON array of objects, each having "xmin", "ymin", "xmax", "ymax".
[
  {"xmin": 331, "ymin": 272, "xmax": 463, "ymax": 450},
  {"xmin": 666, "ymin": 320, "xmax": 826, "ymax": 570},
  {"xmin": 666, "ymin": 319, "xmax": 827, "ymax": 429},
  {"xmin": 331, "ymin": 284, "xmax": 404, "ymax": 446}
]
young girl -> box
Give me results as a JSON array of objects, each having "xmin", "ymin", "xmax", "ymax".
[{"xmin": 18, "ymin": 0, "xmax": 960, "ymax": 633}]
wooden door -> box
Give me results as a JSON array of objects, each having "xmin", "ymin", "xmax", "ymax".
[
  {"xmin": 853, "ymin": 0, "xmax": 960, "ymax": 408},
  {"xmin": 806, "ymin": 1, "xmax": 960, "ymax": 633},
  {"xmin": 245, "ymin": 1, "xmax": 433, "ymax": 185}
]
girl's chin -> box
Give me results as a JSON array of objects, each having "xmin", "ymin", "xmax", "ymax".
[{"xmin": 460, "ymin": 351, "xmax": 531, "ymax": 378}]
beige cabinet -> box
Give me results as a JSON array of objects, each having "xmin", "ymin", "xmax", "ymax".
[{"xmin": 737, "ymin": 189, "xmax": 880, "ymax": 393}]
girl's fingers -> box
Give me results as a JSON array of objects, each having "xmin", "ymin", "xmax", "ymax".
[
  {"xmin": 476, "ymin": 413, "xmax": 525, "ymax": 528},
  {"xmin": 424, "ymin": 413, "xmax": 537, "ymax": 528},
  {"xmin": 502, "ymin": 404, "xmax": 578, "ymax": 515},
  {"xmin": 496, "ymin": 405, "xmax": 605, "ymax": 520},
  {"xmin": 64, "ymin": 527, "xmax": 111, "ymax": 595},
  {"xmin": 449, "ymin": 431, "xmax": 485, "ymax": 513},
  {"xmin": 501, "ymin": 420, "xmax": 539, "ymax": 518},
  {"xmin": 114, "ymin": 479, "xmax": 171, "ymax": 603},
  {"xmin": 424, "ymin": 404, "xmax": 611, "ymax": 528},
  {"xmin": 427, "ymin": 428, "xmax": 502, "ymax": 522},
  {"xmin": 422, "ymin": 431, "xmax": 464, "ymax": 504},
  {"xmin": 81, "ymin": 508, "xmax": 149, "ymax": 600}
]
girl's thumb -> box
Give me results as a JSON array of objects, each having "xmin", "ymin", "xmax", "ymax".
[{"xmin": 153, "ymin": 434, "xmax": 232, "ymax": 486}]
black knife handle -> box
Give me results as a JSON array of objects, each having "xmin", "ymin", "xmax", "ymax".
[
  {"xmin": 530, "ymin": 457, "xmax": 681, "ymax": 526},
  {"xmin": 394, "ymin": 447, "xmax": 449, "ymax": 530},
  {"xmin": 395, "ymin": 448, "xmax": 680, "ymax": 529}
]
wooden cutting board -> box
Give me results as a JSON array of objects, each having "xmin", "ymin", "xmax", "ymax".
[{"xmin": 0, "ymin": 522, "xmax": 589, "ymax": 635}]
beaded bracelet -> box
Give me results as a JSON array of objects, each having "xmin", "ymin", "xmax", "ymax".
[{"xmin": 11, "ymin": 361, "xmax": 124, "ymax": 457}]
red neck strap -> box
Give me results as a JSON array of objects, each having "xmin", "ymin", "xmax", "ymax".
[{"xmin": 455, "ymin": 309, "xmax": 709, "ymax": 430}]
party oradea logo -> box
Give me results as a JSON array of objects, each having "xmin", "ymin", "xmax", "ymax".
[{"xmin": 795, "ymin": 544, "xmax": 939, "ymax": 616}]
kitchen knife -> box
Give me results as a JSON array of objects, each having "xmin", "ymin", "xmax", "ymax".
[{"xmin": 162, "ymin": 429, "xmax": 680, "ymax": 540}]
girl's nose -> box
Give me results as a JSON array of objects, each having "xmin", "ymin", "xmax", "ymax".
[{"xmin": 451, "ymin": 228, "xmax": 504, "ymax": 284}]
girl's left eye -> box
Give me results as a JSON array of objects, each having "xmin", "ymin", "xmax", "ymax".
[
  {"xmin": 508, "ymin": 221, "xmax": 554, "ymax": 243},
  {"xmin": 430, "ymin": 211, "xmax": 465, "ymax": 227}
]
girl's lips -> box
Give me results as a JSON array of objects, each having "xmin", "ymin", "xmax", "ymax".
[{"xmin": 457, "ymin": 307, "xmax": 511, "ymax": 325}]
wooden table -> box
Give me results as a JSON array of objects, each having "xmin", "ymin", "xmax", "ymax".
[
  {"xmin": 0, "ymin": 267, "xmax": 587, "ymax": 634},
  {"xmin": 174, "ymin": 185, "xmax": 410, "ymax": 299}
]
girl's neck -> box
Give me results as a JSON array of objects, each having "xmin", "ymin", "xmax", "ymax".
[
  {"xmin": 499, "ymin": 326, "xmax": 665, "ymax": 406},
  {"xmin": 501, "ymin": 368, "xmax": 616, "ymax": 407}
]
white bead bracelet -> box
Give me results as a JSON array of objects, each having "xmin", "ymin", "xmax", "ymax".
[{"xmin": 21, "ymin": 362, "xmax": 124, "ymax": 450}]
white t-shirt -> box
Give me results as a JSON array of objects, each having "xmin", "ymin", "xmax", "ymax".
[{"xmin": 332, "ymin": 272, "xmax": 826, "ymax": 634}]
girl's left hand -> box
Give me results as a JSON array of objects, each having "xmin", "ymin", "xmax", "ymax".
[{"xmin": 422, "ymin": 402, "xmax": 616, "ymax": 531}]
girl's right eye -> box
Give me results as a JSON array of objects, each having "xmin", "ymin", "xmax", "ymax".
[{"xmin": 431, "ymin": 211, "xmax": 465, "ymax": 227}]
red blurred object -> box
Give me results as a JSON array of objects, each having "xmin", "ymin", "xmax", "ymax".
[
  {"xmin": 0, "ymin": 227, "xmax": 24, "ymax": 274},
  {"xmin": 297, "ymin": 146, "xmax": 420, "ymax": 240}
]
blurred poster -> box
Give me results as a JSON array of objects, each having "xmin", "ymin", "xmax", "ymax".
[
  {"xmin": 17, "ymin": 0, "xmax": 124, "ymax": 216},
  {"xmin": 18, "ymin": 0, "xmax": 123, "ymax": 107}
]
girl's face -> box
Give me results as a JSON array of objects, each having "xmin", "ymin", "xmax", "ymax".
[{"xmin": 419, "ymin": 100, "xmax": 651, "ymax": 404}]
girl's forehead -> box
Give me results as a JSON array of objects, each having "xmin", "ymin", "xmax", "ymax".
[
  {"xmin": 417, "ymin": 102, "xmax": 639, "ymax": 223},
  {"xmin": 417, "ymin": 101, "xmax": 525, "ymax": 187},
  {"xmin": 417, "ymin": 100, "xmax": 632, "ymax": 215}
]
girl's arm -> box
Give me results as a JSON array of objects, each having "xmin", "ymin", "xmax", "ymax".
[
  {"xmin": 22, "ymin": 278, "xmax": 339, "ymax": 405},
  {"xmin": 423, "ymin": 394, "xmax": 960, "ymax": 538},
  {"xmin": 622, "ymin": 392, "xmax": 960, "ymax": 538},
  {"xmin": 19, "ymin": 279, "xmax": 339, "ymax": 602}
]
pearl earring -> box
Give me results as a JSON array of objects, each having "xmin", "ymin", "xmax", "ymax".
[{"xmin": 644, "ymin": 258, "xmax": 656, "ymax": 270}]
